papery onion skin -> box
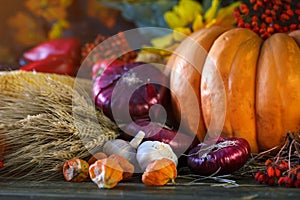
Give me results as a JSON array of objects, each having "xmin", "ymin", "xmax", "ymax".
[
  {"xmin": 92, "ymin": 62, "xmax": 168, "ymax": 123},
  {"xmin": 121, "ymin": 120, "xmax": 198, "ymax": 155},
  {"xmin": 187, "ymin": 137, "xmax": 251, "ymax": 176}
]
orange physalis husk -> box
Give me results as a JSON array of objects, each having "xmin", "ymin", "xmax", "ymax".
[
  {"xmin": 108, "ymin": 154, "xmax": 134, "ymax": 181},
  {"xmin": 89, "ymin": 158, "xmax": 123, "ymax": 189},
  {"xmin": 142, "ymin": 158, "xmax": 177, "ymax": 186},
  {"xmin": 63, "ymin": 158, "xmax": 89, "ymax": 182},
  {"xmin": 87, "ymin": 152, "xmax": 108, "ymax": 165}
]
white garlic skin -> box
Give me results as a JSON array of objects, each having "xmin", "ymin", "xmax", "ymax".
[
  {"xmin": 136, "ymin": 141, "xmax": 178, "ymax": 171},
  {"xmin": 102, "ymin": 139, "xmax": 138, "ymax": 167},
  {"xmin": 102, "ymin": 131, "xmax": 145, "ymax": 172}
]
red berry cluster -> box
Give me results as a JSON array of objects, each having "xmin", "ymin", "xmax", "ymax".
[
  {"xmin": 278, "ymin": 166, "xmax": 300, "ymax": 188},
  {"xmin": 254, "ymin": 133, "xmax": 300, "ymax": 188},
  {"xmin": 233, "ymin": 0, "xmax": 300, "ymax": 39},
  {"xmin": 255, "ymin": 159, "xmax": 300, "ymax": 187},
  {"xmin": 81, "ymin": 32, "xmax": 137, "ymax": 67}
]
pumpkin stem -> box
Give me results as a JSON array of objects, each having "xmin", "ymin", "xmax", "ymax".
[
  {"xmin": 233, "ymin": 0, "xmax": 300, "ymax": 39},
  {"xmin": 129, "ymin": 130, "xmax": 145, "ymax": 149}
]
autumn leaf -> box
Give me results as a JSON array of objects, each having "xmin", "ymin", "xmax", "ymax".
[
  {"xmin": 22, "ymin": 0, "xmax": 74, "ymax": 40},
  {"xmin": 7, "ymin": 12, "xmax": 47, "ymax": 46},
  {"xmin": 87, "ymin": 0, "xmax": 120, "ymax": 28},
  {"xmin": 25, "ymin": 0, "xmax": 73, "ymax": 22}
]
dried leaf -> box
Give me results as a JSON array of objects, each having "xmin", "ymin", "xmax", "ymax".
[
  {"xmin": 25, "ymin": 0, "xmax": 73, "ymax": 21},
  {"xmin": 87, "ymin": 0, "xmax": 120, "ymax": 28},
  {"xmin": 7, "ymin": 12, "xmax": 46, "ymax": 46}
]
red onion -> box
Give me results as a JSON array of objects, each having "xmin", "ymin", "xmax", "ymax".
[
  {"xmin": 92, "ymin": 59, "xmax": 124, "ymax": 79},
  {"xmin": 187, "ymin": 137, "xmax": 251, "ymax": 176},
  {"xmin": 121, "ymin": 120, "xmax": 198, "ymax": 155},
  {"xmin": 92, "ymin": 62, "xmax": 168, "ymax": 123}
]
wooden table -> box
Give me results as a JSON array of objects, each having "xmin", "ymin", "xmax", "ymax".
[
  {"xmin": 0, "ymin": 65, "xmax": 300, "ymax": 199},
  {"xmin": 1, "ymin": 176, "xmax": 300, "ymax": 200}
]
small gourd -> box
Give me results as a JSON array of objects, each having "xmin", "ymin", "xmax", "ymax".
[
  {"xmin": 102, "ymin": 131, "xmax": 145, "ymax": 171},
  {"xmin": 136, "ymin": 140, "xmax": 178, "ymax": 171},
  {"xmin": 142, "ymin": 158, "xmax": 177, "ymax": 186},
  {"xmin": 89, "ymin": 158, "xmax": 123, "ymax": 189}
]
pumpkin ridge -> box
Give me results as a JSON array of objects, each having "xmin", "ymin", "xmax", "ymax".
[
  {"xmin": 169, "ymin": 23, "xmax": 300, "ymax": 152},
  {"xmin": 289, "ymin": 30, "xmax": 300, "ymax": 48},
  {"xmin": 201, "ymin": 28, "xmax": 259, "ymax": 139},
  {"xmin": 228, "ymin": 32, "xmax": 263, "ymax": 153},
  {"xmin": 169, "ymin": 26, "xmax": 229, "ymax": 141},
  {"xmin": 256, "ymin": 33, "xmax": 300, "ymax": 150}
]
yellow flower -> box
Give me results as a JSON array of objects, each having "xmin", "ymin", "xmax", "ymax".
[
  {"xmin": 192, "ymin": 14, "xmax": 204, "ymax": 31},
  {"xmin": 48, "ymin": 19, "xmax": 70, "ymax": 39},
  {"xmin": 174, "ymin": 0, "xmax": 202, "ymax": 24},
  {"xmin": 164, "ymin": 0, "xmax": 240, "ymax": 32},
  {"xmin": 214, "ymin": 1, "xmax": 241, "ymax": 26},
  {"xmin": 164, "ymin": 11, "xmax": 187, "ymax": 29},
  {"xmin": 150, "ymin": 34, "xmax": 174, "ymax": 49},
  {"xmin": 140, "ymin": 0, "xmax": 241, "ymax": 59},
  {"xmin": 173, "ymin": 27, "xmax": 191, "ymax": 41},
  {"xmin": 204, "ymin": 0, "xmax": 220, "ymax": 23},
  {"xmin": 164, "ymin": 0, "xmax": 202, "ymax": 29}
]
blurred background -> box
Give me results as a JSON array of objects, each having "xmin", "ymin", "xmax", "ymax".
[
  {"xmin": 0, "ymin": 0, "xmax": 237, "ymax": 70},
  {"xmin": 0, "ymin": 0, "xmax": 139, "ymax": 68}
]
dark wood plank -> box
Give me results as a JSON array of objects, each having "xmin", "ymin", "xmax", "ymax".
[{"xmin": 1, "ymin": 177, "xmax": 300, "ymax": 200}]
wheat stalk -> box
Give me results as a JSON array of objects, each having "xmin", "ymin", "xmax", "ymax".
[{"xmin": 0, "ymin": 71, "xmax": 119, "ymax": 181}]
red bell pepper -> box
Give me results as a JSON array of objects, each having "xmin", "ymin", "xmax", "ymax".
[
  {"xmin": 20, "ymin": 54, "xmax": 77, "ymax": 76},
  {"xmin": 19, "ymin": 37, "xmax": 82, "ymax": 76},
  {"xmin": 22, "ymin": 37, "xmax": 82, "ymax": 64}
]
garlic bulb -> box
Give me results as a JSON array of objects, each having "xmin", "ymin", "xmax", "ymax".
[
  {"xmin": 102, "ymin": 131, "xmax": 145, "ymax": 171},
  {"xmin": 136, "ymin": 141, "xmax": 178, "ymax": 171}
]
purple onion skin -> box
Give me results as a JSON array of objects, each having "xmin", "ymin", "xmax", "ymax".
[
  {"xmin": 121, "ymin": 120, "xmax": 198, "ymax": 155},
  {"xmin": 92, "ymin": 62, "xmax": 168, "ymax": 123},
  {"xmin": 187, "ymin": 137, "xmax": 251, "ymax": 176}
]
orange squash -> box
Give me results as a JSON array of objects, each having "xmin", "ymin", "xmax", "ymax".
[{"xmin": 169, "ymin": 26, "xmax": 300, "ymax": 153}]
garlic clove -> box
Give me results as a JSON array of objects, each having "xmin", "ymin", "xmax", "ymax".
[
  {"xmin": 129, "ymin": 131, "xmax": 145, "ymax": 149},
  {"xmin": 103, "ymin": 139, "xmax": 136, "ymax": 164},
  {"xmin": 136, "ymin": 141, "xmax": 178, "ymax": 171},
  {"xmin": 102, "ymin": 131, "xmax": 145, "ymax": 173}
]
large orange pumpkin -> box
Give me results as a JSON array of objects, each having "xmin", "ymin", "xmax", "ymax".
[{"xmin": 169, "ymin": 26, "xmax": 300, "ymax": 153}]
